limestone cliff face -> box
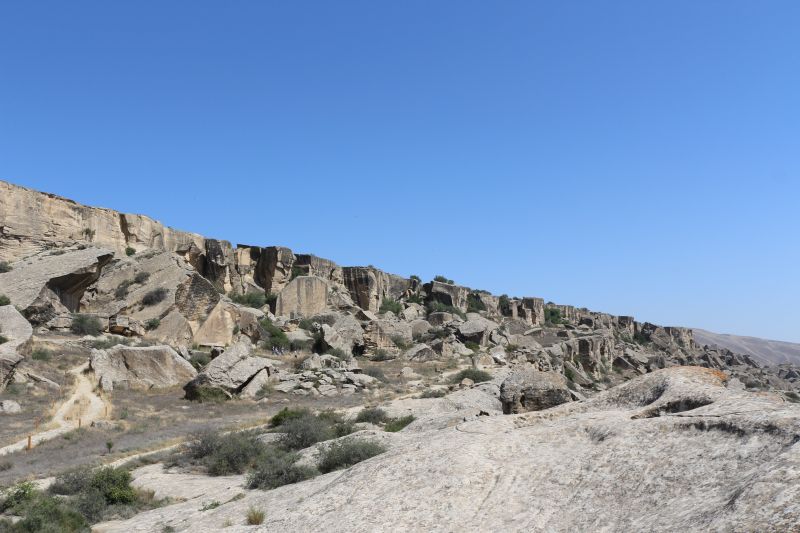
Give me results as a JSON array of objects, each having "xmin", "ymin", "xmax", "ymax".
[{"xmin": 0, "ymin": 181, "xmax": 206, "ymax": 262}]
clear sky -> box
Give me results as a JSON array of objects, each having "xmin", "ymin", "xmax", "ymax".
[{"xmin": 1, "ymin": 2, "xmax": 799, "ymax": 342}]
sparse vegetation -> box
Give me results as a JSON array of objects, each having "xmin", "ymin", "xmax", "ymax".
[
  {"xmin": 0, "ymin": 334, "xmax": 7, "ymax": 345},
  {"xmin": 0, "ymin": 294, "xmax": 10, "ymax": 306},
  {"xmin": 125, "ymin": 247, "xmax": 136, "ymax": 256},
  {"xmin": 317, "ymin": 439, "xmax": 386, "ymax": 473},
  {"xmin": 384, "ymin": 415, "xmax": 415, "ymax": 432},
  {"xmin": 371, "ymin": 349, "xmax": 396, "ymax": 362},
  {"xmin": 498, "ymin": 294, "xmax": 511, "ymax": 315},
  {"xmin": 134, "ymin": 271, "xmax": 150, "ymax": 284},
  {"xmin": 451, "ymin": 368, "xmax": 492, "ymax": 384},
  {"xmin": 379, "ymin": 298, "xmax": 403, "ymax": 315},
  {"xmin": 363, "ymin": 366, "xmax": 387, "ymax": 381},
  {"xmin": 290, "ymin": 265, "xmax": 305, "ymax": 280},
  {"xmin": 467, "ymin": 292, "xmax": 486, "ymax": 313},
  {"xmin": 391, "ymin": 335, "xmax": 411, "ymax": 350},
  {"xmin": 544, "ymin": 307, "xmax": 564, "ymax": 325},
  {"xmin": 230, "ymin": 291, "xmax": 268, "ymax": 309},
  {"xmin": 246, "ymin": 451, "xmax": 317, "ymax": 490},
  {"xmin": 189, "ymin": 351, "xmax": 211, "ymax": 370},
  {"xmin": 31, "ymin": 348, "xmax": 52, "ymax": 361},
  {"xmin": 246, "ymin": 507, "xmax": 266, "ymax": 525},
  {"xmin": 419, "ymin": 388, "xmax": 446, "ymax": 399},
  {"xmin": 180, "ymin": 431, "xmax": 267, "ymax": 475},
  {"xmin": 70, "ymin": 314, "xmax": 103, "ymax": 336},
  {"xmin": 433, "ymin": 275, "xmax": 454, "ymax": 284},
  {"xmin": 115, "ymin": 279, "xmax": 134, "ymax": 298},
  {"xmin": 426, "ymin": 301, "xmax": 466, "ymax": 319},
  {"xmin": 145, "ymin": 318, "xmax": 161, "ymax": 331},
  {"xmin": 464, "ymin": 341, "xmax": 480, "ymax": 352},
  {"xmin": 409, "ymin": 274, "xmax": 421, "ymax": 282},
  {"xmin": 355, "ymin": 407, "xmax": 389, "ymax": 425},
  {"xmin": 270, "ymin": 407, "xmax": 311, "ymax": 427},
  {"xmin": 142, "ymin": 287, "xmax": 168, "ymax": 306},
  {"xmin": 564, "ymin": 366, "xmax": 576, "ymax": 381},
  {"xmin": 0, "ymin": 261, "xmax": 12, "ymax": 273},
  {"xmin": 406, "ymin": 292, "xmax": 424, "ymax": 304},
  {"xmin": 260, "ymin": 317, "xmax": 289, "ymax": 350}
]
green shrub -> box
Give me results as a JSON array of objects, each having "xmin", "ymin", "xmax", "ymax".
[
  {"xmin": 379, "ymin": 298, "xmax": 403, "ymax": 315},
  {"xmin": 0, "ymin": 294, "xmax": 10, "ymax": 306},
  {"xmin": 298, "ymin": 318, "xmax": 315, "ymax": 331},
  {"xmin": 544, "ymin": 307, "xmax": 563, "ymax": 325},
  {"xmin": 134, "ymin": 271, "xmax": 150, "ymax": 284},
  {"xmin": 230, "ymin": 292, "xmax": 267, "ymax": 309},
  {"xmin": 564, "ymin": 366, "xmax": 576, "ymax": 381},
  {"xmin": 142, "ymin": 288, "xmax": 168, "ymax": 306},
  {"xmin": 0, "ymin": 335, "xmax": 7, "ymax": 345},
  {"xmin": 246, "ymin": 451, "xmax": 317, "ymax": 490},
  {"xmin": 290, "ymin": 265, "xmax": 305, "ymax": 280},
  {"xmin": 426, "ymin": 301, "xmax": 466, "ymax": 319},
  {"xmin": 371, "ymin": 349, "xmax": 395, "ymax": 362},
  {"xmin": 451, "ymin": 368, "xmax": 492, "ymax": 384},
  {"xmin": 467, "ymin": 292, "xmax": 486, "ymax": 313},
  {"xmin": 125, "ymin": 247, "xmax": 136, "ymax": 256},
  {"xmin": 409, "ymin": 274, "xmax": 421, "ymax": 282},
  {"xmin": 317, "ymin": 439, "xmax": 386, "ymax": 473},
  {"xmin": 384, "ymin": 415, "xmax": 415, "ymax": 432},
  {"xmin": 90, "ymin": 467, "xmax": 137, "ymax": 504},
  {"xmin": 0, "ymin": 261, "xmax": 12, "ymax": 273},
  {"xmin": 355, "ymin": 407, "xmax": 388, "ymax": 425},
  {"xmin": 189, "ymin": 352, "xmax": 211, "ymax": 370},
  {"xmin": 50, "ymin": 469, "xmax": 92, "ymax": 496},
  {"xmin": 259, "ymin": 318, "xmax": 289, "ymax": 350},
  {"xmin": 406, "ymin": 292, "xmax": 424, "ymax": 304},
  {"xmin": 270, "ymin": 407, "xmax": 311, "ymax": 427},
  {"xmin": 70, "ymin": 314, "xmax": 103, "ymax": 336},
  {"xmin": 31, "ymin": 348, "xmax": 52, "ymax": 361},
  {"xmin": 185, "ymin": 385, "xmax": 228, "ymax": 403},
  {"xmin": 74, "ymin": 487, "xmax": 106, "ymax": 522},
  {"xmin": 115, "ymin": 279, "xmax": 134, "ymax": 299},
  {"xmin": 433, "ymin": 275, "xmax": 454, "ymax": 284},
  {"xmin": 144, "ymin": 318, "xmax": 160, "ymax": 331},
  {"xmin": 246, "ymin": 506, "xmax": 266, "ymax": 525},
  {"xmin": 1, "ymin": 481, "xmax": 36, "ymax": 512},
  {"xmin": 419, "ymin": 389, "xmax": 446, "ymax": 399},
  {"xmin": 5, "ymin": 492, "xmax": 88, "ymax": 532},
  {"xmin": 362, "ymin": 367, "xmax": 387, "ymax": 381},
  {"xmin": 498, "ymin": 294, "xmax": 512, "ymax": 316},
  {"xmin": 183, "ymin": 431, "xmax": 266, "ymax": 475},
  {"xmin": 464, "ymin": 341, "xmax": 480, "ymax": 352},
  {"xmin": 279, "ymin": 415, "xmax": 335, "ymax": 450},
  {"xmin": 391, "ymin": 335, "xmax": 411, "ymax": 350}
]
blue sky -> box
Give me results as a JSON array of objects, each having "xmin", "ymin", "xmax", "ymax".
[{"xmin": 1, "ymin": 2, "xmax": 799, "ymax": 341}]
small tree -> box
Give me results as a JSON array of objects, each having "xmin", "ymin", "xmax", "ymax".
[
  {"xmin": 125, "ymin": 247, "xmax": 136, "ymax": 256},
  {"xmin": 70, "ymin": 314, "xmax": 103, "ymax": 336},
  {"xmin": 105, "ymin": 441, "xmax": 114, "ymax": 454}
]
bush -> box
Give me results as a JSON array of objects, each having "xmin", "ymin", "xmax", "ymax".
[
  {"xmin": 260, "ymin": 318, "xmax": 289, "ymax": 350},
  {"xmin": 134, "ymin": 271, "xmax": 150, "ymax": 284},
  {"xmin": 451, "ymin": 368, "xmax": 492, "ymax": 384},
  {"xmin": 230, "ymin": 292, "xmax": 267, "ymax": 309},
  {"xmin": 125, "ymin": 247, "xmax": 136, "ymax": 256},
  {"xmin": 4, "ymin": 492, "xmax": 88, "ymax": 532},
  {"xmin": 189, "ymin": 352, "xmax": 211, "ymax": 371},
  {"xmin": 30, "ymin": 348, "xmax": 52, "ymax": 361},
  {"xmin": 0, "ymin": 335, "xmax": 7, "ymax": 345},
  {"xmin": 464, "ymin": 341, "xmax": 480, "ymax": 352},
  {"xmin": 0, "ymin": 294, "xmax": 10, "ymax": 306},
  {"xmin": 426, "ymin": 301, "xmax": 466, "ymax": 319},
  {"xmin": 384, "ymin": 415, "xmax": 415, "ymax": 433},
  {"xmin": 50, "ymin": 469, "xmax": 92, "ymax": 496},
  {"xmin": 406, "ymin": 292, "xmax": 424, "ymax": 304},
  {"xmin": 279, "ymin": 415, "xmax": 335, "ymax": 450},
  {"xmin": 410, "ymin": 274, "xmax": 421, "ymax": 282},
  {"xmin": 89, "ymin": 467, "xmax": 137, "ymax": 504},
  {"xmin": 246, "ymin": 506, "xmax": 266, "ymax": 525},
  {"xmin": 0, "ymin": 261, "xmax": 12, "ymax": 273},
  {"xmin": 467, "ymin": 292, "xmax": 486, "ymax": 313},
  {"xmin": 185, "ymin": 385, "xmax": 228, "ymax": 403},
  {"xmin": 362, "ymin": 367, "xmax": 387, "ymax": 381},
  {"xmin": 290, "ymin": 265, "xmax": 305, "ymax": 280},
  {"xmin": 142, "ymin": 288, "xmax": 168, "ymax": 306},
  {"xmin": 317, "ymin": 439, "xmax": 386, "ymax": 473},
  {"xmin": 1, "ymin": 481, "xmax": 36, "ymax": 512},
  {"xmin": 391, "ymin": 335, "xmax": 411, "ymax": 350},
  {"xmin": 498, "ymin": 294, "xmax": 512, "ymax": 315},
  {"xmin": 144, "ymin": 318, "xmax": 160, "ymax": 331},
  {"xmin": 115, "ymin": 280, "xmax": 134, "ymax": 299},
  {"xmin": 433, "ymin": 275, "xmax": 454, "ymax": 284},
  {"xmin": 379, "ymin": 298, "xmax": 403, "ymax": 315},
  {"xmin": 70, "ymin": 314, "xmax": 103, "ymax": 336},
  {"xmin": 544, "ymin": 307, "xmax": 563, "ymax": 325},
  {"xmin": 270, "ymin": 407, "xmax": 311, "ymax": 428},
  {"xmin": 371, "ymin": 349, "xmax": 395, "ymax": 362},
  {"xmin": 246, "ymin": 451, "xmax": 317, "ymax": 490},
  {"xmin": 355, "ymin": 407, "xmax": 388, "ymax": 425},
  {"xmin": 184, "ymin": 431, "xmax": 266, "ymax": 475}
]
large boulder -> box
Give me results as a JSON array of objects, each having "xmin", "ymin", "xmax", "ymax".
[
  {"xmin": 319, "ymin": 314, "xmax": 364, "ymax": 356},
  {"xmin": 342, "ymin": 266, "xmax": 411, "ymax": 313},
  {"xmin": 425, "ymin": 281, "xmax": 469, "ymax": 312},
  {"xmin": 0, "ymin": 400, "xmax": 21, "ymax": 414},
  {"xmin": 183, "ymin": 341, "xmax": 279, "ymax": 400},
  {"xmin": 500, "ymin": 367, "xmax": 572, "ymax": 414},
  {"xmin": 275, "ymin": 276, "xmax": 330, "ymax": 318},
  {"xmin": 457, "ymin": 315, "xmax": 499, "ymax": 346},
  {"xmin": 90, "ymin": 344, "xmax": 197, "ymax": 392},
  {"xmin": 0, "ymin": 305, "xmax": 33, "ymax": 389}
]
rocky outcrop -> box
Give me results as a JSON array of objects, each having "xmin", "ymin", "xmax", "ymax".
[
  {"xmin": 183, "ymin": 341, "xmax": 279, "ymax": 400},
  {"xmin": 0, "ymin": 305, "xmax": 33, "ymax": 389},
  {"xmin": 425, "ymin": 280, "xmax": 469, "ymax": 312},
  {"xmin": 89, "ymin": 345, "xmax": 197, "ymax": 392},
  {"xmin": 342, "ymin": 266, "xmax": 411, "ymax": 313},
  {"xmin": 500, "ymin": 366, "xmax": 572, "ymax": 413},
  {"xmin": 275, "ymin": 276, "xmax": 330, "ymax": 318}
]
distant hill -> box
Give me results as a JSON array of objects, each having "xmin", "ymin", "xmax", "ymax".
[{"xmin": 694, "ymin": 329, "xmax": 800, "ymax": 366}]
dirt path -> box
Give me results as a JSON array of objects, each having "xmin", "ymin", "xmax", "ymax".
[{"xmin": 0, "ymin": 362, "xmax": 110, "ymax": 457}]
